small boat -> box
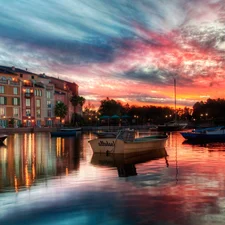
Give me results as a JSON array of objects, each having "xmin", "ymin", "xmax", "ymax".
[
  {"xmin": 157, "ymin": 121, "xmax": 187, "ymax": 132},
  {"xmin": 0, "ymin": 134, "xmax": 7, "ymax": 144},
  {"xmin": 91, "ymin": 148, "xmax": 168, "ymax": 177},
  {"xmin": 88, "ymin": 129, "xmax": 168, "ymax": 155},
  {"xmin": 50, "ymin": 127, "xmax": 81, "ymax": 137},
  {"xmin": 180, "ymin": 126, "xmax": 225, "ymax": 142}
]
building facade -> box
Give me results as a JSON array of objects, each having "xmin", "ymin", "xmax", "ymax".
[{"xmin": 0, "ymin": 66, "xmax": 81, "ymax": 127}]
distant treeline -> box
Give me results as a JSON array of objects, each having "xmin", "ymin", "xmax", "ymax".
[
  {"xmin": 192, "ymin": 98, "xmax": 225, "ymax": 121},
  {"xmin": 80, "ymin": 97, "xmax": 225, "ymax": 125}
]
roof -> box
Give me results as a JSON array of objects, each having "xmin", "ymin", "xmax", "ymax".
[{"xmin": 0, "ymin": 65, "xmax": 38, "ymax": 75}]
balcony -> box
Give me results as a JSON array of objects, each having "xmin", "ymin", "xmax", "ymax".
[
  {"xmin": 10, "ymin": 81, "xmax": 20, "ymax": 86},
  {"xmin": 25, "ymin": 93, "xmax": 34, "ymax": 97},
  {"xmin": 0, "ymin": 80, "xmax": 8, "ymax": 84}
]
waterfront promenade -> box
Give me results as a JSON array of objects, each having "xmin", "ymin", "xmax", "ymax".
[{"xmin": 0, "ymin": 125, "xmax": 155, "ymax": 134}]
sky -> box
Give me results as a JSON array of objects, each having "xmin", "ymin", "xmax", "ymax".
[{"xmin": 0, "ymin": 0, "xmax": 225, "ymax": 109}]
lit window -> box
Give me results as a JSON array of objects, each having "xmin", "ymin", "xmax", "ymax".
[
  {"xmin": 26, "ymin": 99, "xmax": 30, "ymax": 107},
  {"xmin": 36, "ymin": 99, "xmax": 41, "ymax": 107},
  {"xmin": 0, "ymin": 107, "xmax": 5, "ymax": 116}
]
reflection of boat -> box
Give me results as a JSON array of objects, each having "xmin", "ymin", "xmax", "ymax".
[
  {"xmin": 91, "ymin": 148, "xmax": 168, "ymax": 177},
  {"xmin": 0, "ymin": 134, "xmax": 7, "ymax": 144},
  {"xmin": 51, "ymin": 128, "xmax": 81, "ymax": 137},
  {"xmin": 181, "ymin": 126, "xmax": 225, "ymax": 142},
  {"xmin": 157, "ymin": 121, "xmax": 187, "ymax": 132},
  {"xmin": 88, "ymin": 129, "xmax": 168, "ymax": 154}
]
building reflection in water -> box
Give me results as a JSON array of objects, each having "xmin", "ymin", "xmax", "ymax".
[{"xmin": 0, "ymin": 133, "xmax": 81, "ymax": 192}]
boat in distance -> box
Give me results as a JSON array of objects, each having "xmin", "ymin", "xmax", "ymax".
[
  {"xmin": 88, "ymin": 129, "xmax": 168, "ymax": 155},
  {"xmin": 0, "ymin": 134, "xmax": 7, "ymax": 144},
  {"xmin": 157, "ymin": 121, "xmax": 187, "ymax": 132},
  {"xmin": 180, "ymin": 126, "xmax": 225, "ymax": 142},
  {"xmin": 50, "ymin": 127, "xmax": 82, "ymax": 137}
]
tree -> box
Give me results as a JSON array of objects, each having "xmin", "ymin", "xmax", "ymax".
[
  {"xmin": 54, "ymin": 102, "xmax": 68, "ymax": 125},
  {"xmin": 98, "ymin": 97, "xmax": 123, "ymax": 116},
  {"xmin": 70, "ymin": 95, "xmax": 86, "ymax": 125},
  {"xmin": 70, "ymin": 95, "xmax": 86, "ymax": 109}
]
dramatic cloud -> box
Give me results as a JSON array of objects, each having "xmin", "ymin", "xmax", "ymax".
[{"xmin": 0, "ymin": 0, "xmax": 225, "ymax": 108}]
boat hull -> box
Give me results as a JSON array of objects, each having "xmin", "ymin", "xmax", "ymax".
[
  {"xmin": 181, "ymin": 132, "xmax": 225, "ymax": 141},
  {"xmin": 88, "ymin": 135, "xmax": 168, "ymax": 154},
  {"xmin": 51, "ymin": 131, "xmax": 76, "ymax": 137}
]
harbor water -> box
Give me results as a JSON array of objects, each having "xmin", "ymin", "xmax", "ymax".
[{"xmin": 1, "ymin": 131, "xmax": 225, "ymax": 225}]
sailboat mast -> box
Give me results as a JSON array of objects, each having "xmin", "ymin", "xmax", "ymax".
[{"xmin": 174, "ymin": 78, "xmax": 177, "ymax": 122}]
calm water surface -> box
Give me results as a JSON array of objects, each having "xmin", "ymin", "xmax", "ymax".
[{"xmin": 1, "ymin": 131, "xmax": 225, "ymax": 225}]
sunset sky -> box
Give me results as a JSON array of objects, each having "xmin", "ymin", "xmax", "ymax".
[{"xmin": 0, "ymin": 0, "xmax": 225, "ymax": 109}]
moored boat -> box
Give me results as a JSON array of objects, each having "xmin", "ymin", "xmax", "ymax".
[
  {"xmin": 88, "ymin": 129, "xmax": 168, "ymax": 155},
  {"xmin": 0, "ymin": 134, "xmax": 7, "ymax": 144},
  {"xmin": 157, "ymin": 121, "xmax": 187, "ymax": 132},
  {"xmin": 180, "ymin": 126, "xmax": 225, "ymax": 142},
  {"xmin": 51, "ymin": 127, "xmax": 81, "ymax": 137}
]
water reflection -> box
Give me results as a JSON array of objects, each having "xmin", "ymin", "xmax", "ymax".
[
  {"xmin": 2, "ymin": 131, "xmax": 225, "ymax": 225},
  {"xmin": 0, "ymin": 133, "xmax": 81, "ymax": 192},
  {"xmin": 91, "ymin": 148, "xmax": 169, "ymax": 177}
]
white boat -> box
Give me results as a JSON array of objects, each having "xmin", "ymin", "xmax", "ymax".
[{"xmin": 88, "ymin": 129, "xmax": 168, "ymax": 155}]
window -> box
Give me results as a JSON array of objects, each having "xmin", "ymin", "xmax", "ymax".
[
  {"xmin": 47, "ymin": 109, "xmax": 51, "ymax": 117},
  {"xmin": 13, "ymin": 98, "xmax": 18, "ymax": 105},
  {"xmin": 0, "ymin": 86, "xmax": 4, "ymax": 94},
  {"xmin": 13, "ymin": 87, "xmax": 18, "ymax": 95},
  {"xmin": 26, "ymin": 99, "xmax": 31, "ymax": 107},
  {"xmin": 0, "ymin": 107, "xmax": 5, "ymax": 116},
  {"xmin": 35, "ymin": 89, "xmax": 42, "ymax": 96},
  {"xmin": 36, "ymin": 109, "xmax": 41, "ymax": 118},
  {"xmin": 47, "ymin": 100, "xmax": 51, "ymax": 108},
  {"xmin": 36, "ymin": 99, "xmax": 41, "ymax": 107},
  {"xmin": 0, "ymin": 97, "xmax": 6, "ymax": 105},
  {"xmin": 25, "ymin": 88, "xmax": 30, "ymax": 93},
  {"xmin": 46, "ymin": 91, "xmax": 51, "ymax": 99},
  {"xmin": 13, "ymin": 108, "xmax": 19, "ymax": 117},
  {"xmin": 26, "ymin": 109, "xmax": 31, "ymax": 116}
]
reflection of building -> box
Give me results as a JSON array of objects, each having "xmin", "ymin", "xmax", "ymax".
[
  {"xmin": 0, "ymin": 133, "xmax": 80, "ymax": 192},
  {"xmin": 0, "ymin": 66, "xmax": 80, "ymax": 127}
]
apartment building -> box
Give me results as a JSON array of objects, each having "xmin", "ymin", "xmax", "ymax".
[{"xmin": 0, "ymin": 66, "xmax": 80, "ymax": 127}]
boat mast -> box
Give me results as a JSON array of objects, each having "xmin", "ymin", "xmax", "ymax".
[{"xmin": 174, "ymin": 77, "xmax": 177, "ymax": 123}]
